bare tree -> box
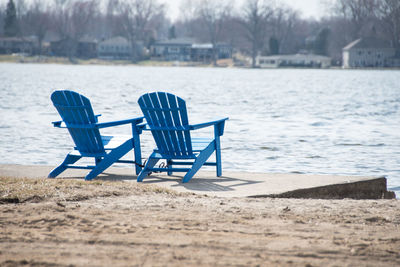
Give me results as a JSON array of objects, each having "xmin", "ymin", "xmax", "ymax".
[
  {"xmin": 334, "ymin": 0, "xmax": 378, "ymax": 40},
  {"xmin": 269, "ymin": 6, "xmax": 298, "ymax": 55},
  {"xmin": 104, "ymin": 0, "xmax": 122, "ymax": 37},
  {"xmin": 15, "ymin": 0, "xmax": 27, "ymax": 17},
  {"xmin": 115, "ymin": 0, "xmax": 165, "ymax": 61},
  {"xmin": 195, "ymin": 0, "xmax": 232, "ymax": 66},
  {"xmin": 51, "ymin": 0, "xmax": 98, "ymax": 60},
  {"xmin": 0, "ymin": 3, "xmax": 5, "ymax": 36},
  {"xmin": 239, "ymin": 0, "xmax": 273, "ymax": 67},
  {"xmin": 178, "ymin": 0, "xmax": 197, "ymax": 23},
  {"xmin": 320, "ymin": 17, "xmax": 350, "ymax": 62},
  {"xmin": 23, "ymin": 0, "xmax": 50, "ymax": 55},
  {"xmin": 70, "ymin": 1, "xmax": 98, "ymax": 39},
  {"xmin": 51, "ymin": 0, "xmax": 70, "ymax": 40},
  {"xmin": 376, "ymin": 0, "xmax": 400, "ymax": 56},
  {"xmin": 175, "ymin": 0, "xmax": 201, "ymax": 38}
]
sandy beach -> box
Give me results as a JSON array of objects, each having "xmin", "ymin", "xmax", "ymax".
[{"xmin": 0, "ymin": 177, "xmax": 399, "ymax": 266}]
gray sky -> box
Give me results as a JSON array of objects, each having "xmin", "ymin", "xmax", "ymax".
[
  {"xmin": 163, "ymin": 0, "xmax": 334, "ymax": 21},
  {"xmin": 0, "ymin": 0, "xmax": 334, "ymax": 21},
  {"xmin": 279, "ymin": 0, "xmax": 333, "ymax": 19}
]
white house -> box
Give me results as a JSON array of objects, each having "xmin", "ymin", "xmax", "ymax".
[
  {"xmin": 257, "ymin": 54, "xmax": 331, "ymax": 68},
  {"xmin": 342, "ymin": 37, "xmax": 397, "ymax": 68}
]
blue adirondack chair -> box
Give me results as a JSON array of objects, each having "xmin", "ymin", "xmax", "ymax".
[
  {"xmin": 137, "ymin": 92, "xmax": 228, "ymax": 183},
  {"xmin": 48, "ymin": 90, "xmax": 144, "ymax": 180}
]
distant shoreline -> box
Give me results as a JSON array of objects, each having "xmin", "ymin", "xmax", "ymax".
[
  {"xmin": 0, "ymin": 54, "xmax": 233, "ymax": 68},
  {"xmin": 1, "ymin": 54, "xmax": 399, "ymax": 70}
]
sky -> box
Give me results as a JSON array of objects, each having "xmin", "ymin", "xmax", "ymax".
[
  {"xmin": 0, "ymin": 0, "xmax": 334, "ymax": 21},
  {"xmin": 163, "ymin": 0, "xmax": 335, "ymax": 21},
  {"xmin": 279, "ymin": 0, "xmax": 332, "ymax": 19}
]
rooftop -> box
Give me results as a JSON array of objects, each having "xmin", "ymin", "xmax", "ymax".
[
  {"xmin": 99, "ymin": 36, "xmax": 130, "ymax": 46},
  {"xmin": 153, "ymin": 38, "xmax": 196, "ymax": 46},
  {"xmin": 258, "ymin": 54, "xmax": 331, "ymax": 60},
  {"xmin": 192, "ymin": 43, "xmax": 213, "ymax": 49},
  {"xmin": 343, "ymin": 37, "xmax": 392, "ymax": 50}
]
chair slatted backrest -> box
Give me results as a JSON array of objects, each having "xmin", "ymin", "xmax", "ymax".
[
  {"xmin": 138, "ymin": 92, "xmax": 193, "ymax": 157},
  {"xmin": 51, "ymin": 90, "xmax": 105, "ymax": 155}
]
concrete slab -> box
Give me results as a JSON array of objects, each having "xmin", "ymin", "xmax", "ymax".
[{"xmin": 0, "ymin": 164, "xmax": 395, "ymax": 199}]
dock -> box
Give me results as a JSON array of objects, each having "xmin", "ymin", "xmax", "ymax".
[{"xmin": 0, "ymin": 164, "xmax": 395, "ymax": 199}]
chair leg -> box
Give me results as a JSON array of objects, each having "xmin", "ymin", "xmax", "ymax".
[
  {"xmin": 167, "ymin": 159, "xmax": 173, "ymax": 176},
  {"xmin": 48, "ymin": 154, "xmax": 81, "ymax": 178},
  {"xmin": 137, "ymin": 156, "xmax": 159, "ymax": 182},
  {"xmin": 85, "ymin": 139, "xmax": 133, "ymax": 181},
  {"xmin": 133, "ymin": 135, "xmax": 142, "ymax": 175},
  {"xmin": 214, "ymin": 137, "xmax": 222, "ymax": 177},
  {"xmin": 183, "ymin": 142, "xmax": 215, "ymax": 183},
  {"xmin": 95, "ymin": 157, "xmax": 102, "ymax": 165}
]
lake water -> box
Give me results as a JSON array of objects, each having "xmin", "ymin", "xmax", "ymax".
[{"xmin": 0, "ymin": 63, "xmax": 399, "ymax": 196}]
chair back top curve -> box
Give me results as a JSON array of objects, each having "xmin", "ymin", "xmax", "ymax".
[
  {"xmin": 138, "ymin": 92, "xmax": 194, "ymax": 158},
  {"xmin": 51, "ymin": 90, "xmax": 105, "ymax": 155}
]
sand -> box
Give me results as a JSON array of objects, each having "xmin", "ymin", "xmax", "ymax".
[{"xmin": 1, "ymin": 177, "xmax": 399, "ymax": 266}]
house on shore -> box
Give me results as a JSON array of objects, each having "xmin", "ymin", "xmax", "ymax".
[
  {"xmin": 191, "ymin": 43, "xmax": 232, "ymax": 62},
  {"xmin": 151, "ymin": 38, "xmax": 193, "ymax": 61},
  {"xmin": 0, "ymin": 37, "xmax": 36, "ymax": 54},
  {"xmin": 257, "ymin": 53, "xmax": 331, "ymax": 68},
  {"xmin": 97, "ymin": 36, "xmax": 132, "ymax": 60},
  {"xmin": 151, "ymin": 38, "xmax": 233, "ymax": 62},
  {"xmin": 50, "ymin": 37, "xmax": 97, "ymax": 58},
  {"xmin": 77, "ymin": 36, "xmax": 97, "ymax": 58},
  {"xmin": 50, "ymin": 38, "xmax": 73, "ymax": 57},
  {"xmin": 342, "ymin": 37, "xmax": 400, "ymax": 68}
]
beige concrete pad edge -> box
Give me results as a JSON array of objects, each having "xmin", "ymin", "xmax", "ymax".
[{"xmin": 0, "ymin": 164, "xmax": 393, "ymax": 199}]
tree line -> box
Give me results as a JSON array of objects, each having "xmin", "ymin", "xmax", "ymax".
[{"xmin": 1, "ymin": 0, "xmax": 399, "ymax": 65}]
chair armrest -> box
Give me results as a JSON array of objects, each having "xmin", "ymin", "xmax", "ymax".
[
  {"xmin": 139, "ymin": 117, "xmax": 228, "ymax": 135},
  {"xmin": 52, "ymin": 121, "xmax": 96, "ymax": 129},
  {"xmin": 53, "ymin": 117, "xmax": 144, "ymax": 129},
  {"xmin": 136, "ymin": 122, "xmax": 154, "ymax": 131},
  {"xmin": 140, "ymin": 123, "xmax": 189, "ymax": 131},
  {"xmin": 52, "ymin": 114, "xmax": 101, "ymax": 127},
  {"xmin": 52, "ymin": 121, "xmax": 66, "ymax": 128},
  {"xmin": 96, "ymin": 117, "xmax": 144, "ymax": 129},
  {"xmin": 189, "ymin": 117, "xmax": 229, "ymax": 130}
]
